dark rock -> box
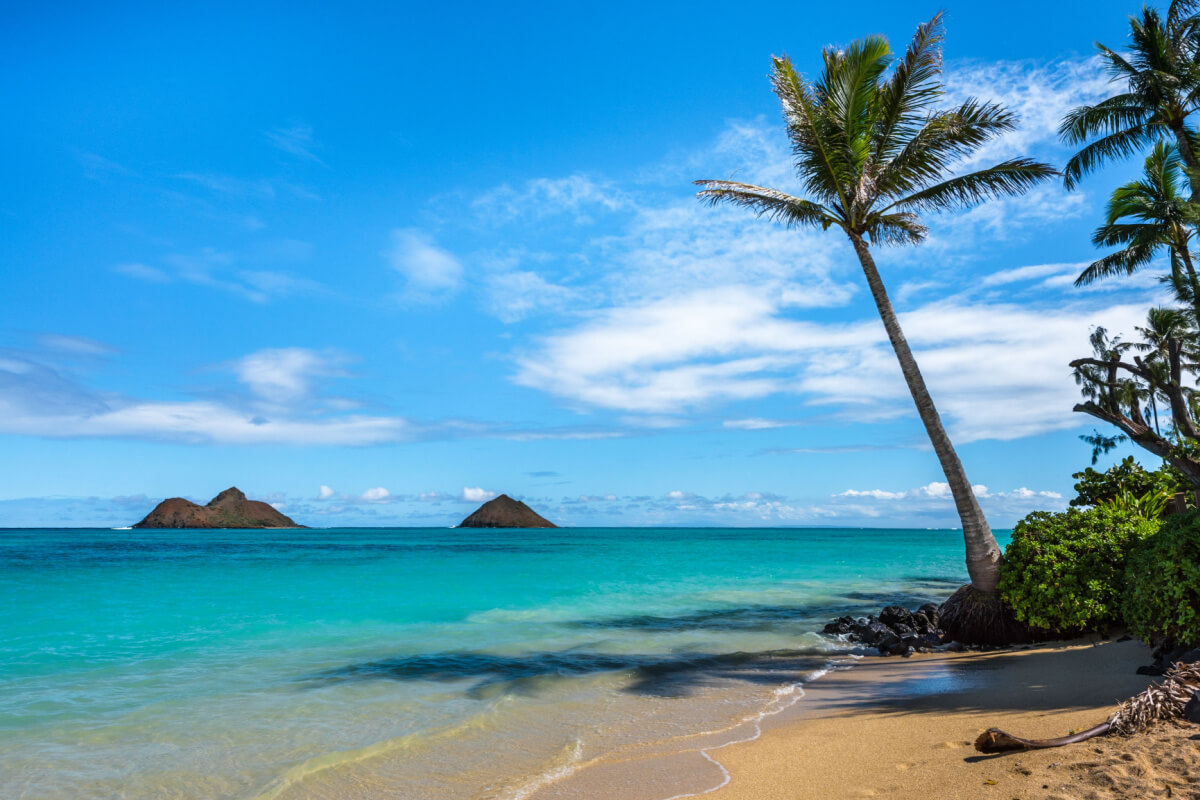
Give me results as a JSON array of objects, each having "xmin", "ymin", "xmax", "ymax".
[
  {"xmin": 133, "ymin": 487, "xmax": 302, "ymax": 529},
  {"xmin": 459, "ymin": 494, "xmax": 557, "ymax": 528},
  {"xmin": 879, "ymin": 606, "xmax": 915, "ymax": 628},
  {"xmin": 822, "ymin": 616, "xmax": 857, "ymax": 635},
  {"xmin": 1175, "ymin": 647, "xmax": 1200, "ymax": 665},
  {"xmin": 859, "ymin": 621, "xmax": 894, "ymax": 646},
  {"xmin": 1136, "ymin": 664, "xmax": 1167, "ymax": 676},
  {"xmin": 1185, "ymin": 693, "xmax": 1200, "ymax": 725},
  {"xmin": 877, "ymin": 634, "xmax": 905, "ymax": 656},
  {"xmin": 919, "ymin": 603, "xmax": 941, "ymax": 628}
]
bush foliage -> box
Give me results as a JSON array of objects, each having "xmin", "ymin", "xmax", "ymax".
[
  {"xmin": 1070, "ymin": 456, "xmax": 1184, "ymax": 511},
  {"xmin": 1124, "ymin": 511, "xmax": 1200, "ymax": 646},
  {"xmin": 998, "ymin": 507, "xmax": 1159, "ymax": 634}
]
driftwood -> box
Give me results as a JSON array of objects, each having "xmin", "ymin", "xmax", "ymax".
[{"xmin": 975, "ymin": 661, "xmax": 1200, "ymax": 754}]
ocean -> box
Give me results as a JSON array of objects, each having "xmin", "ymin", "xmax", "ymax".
[{"xmin": 0, "ymin": 527, "xmax": 1008, "ymax": 800}]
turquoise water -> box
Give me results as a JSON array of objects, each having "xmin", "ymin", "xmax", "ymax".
[{"xmin": 0, "ymin": 527, "xmax": 1007, "ymax": 800}]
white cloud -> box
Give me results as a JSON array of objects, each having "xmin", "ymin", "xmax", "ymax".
[
  {"xmin": 942, "ymin": 57, "xmax": 1113, "ymax": 169},
  {"xmin": 514, "ymin": 286, "xmax": 1153, "ymax": 441},
  {"xmin": 389, "ymin": 228, "xmax": 464, "ymax": 301},
  {"xmin": 461, "ymin": 486, "xmax": 496, "ymax": 503},
  {"xmin": 36, "ymin": 334, "xmax": 115, "ymax": 357},
  {"xmin": 0, "ymin": 349, "xmax": 415, "ymax": 446},
  {"xmin": 360, "ymin": 487, "xmax": 390, "ymax": 503},
  {"xmin": 471, "ymin": 175, "xmax": 629, "ymax": 224},
  {"xmin": 723, "ymin": 418, "xmax": 796, "ymax": 430},
  {"xmin": 485, "ymin": 271, "xmax": 577, "ymax": 323},
  {"xmin": 318, "ymin": 485, "xmax": 335, "ymax": 500},
  {"xmin": 980, "ymin": 262, "xmax": 1087, "ymax": 288},
  {"xmin": 232, "ymin": 347, "xmax": 346, "ymax": 405}
]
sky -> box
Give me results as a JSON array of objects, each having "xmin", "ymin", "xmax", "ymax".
[{"xmin": 0, "ymin": 0, "xmax": 1177, "ymax": 527}]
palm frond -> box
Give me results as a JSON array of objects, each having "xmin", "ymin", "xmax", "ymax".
[
  {"xmin": 873, "ymin": 13, "xmax": 944, "ymax": 161},
  {"xmin": 1076, "ymin": 242, "xmax": 1159, "ymax": 285},
  {"xmin": 884, "ymin": 159, "xmax": 1057, "ymax": 214},
  {"xmin": 770, "ymin": 55, "xmax": 851, "ymax": 207},
  {"xmin": 693, "ymin": 180, "xmax": 840, "ymax": 229},
  {"xmin": 1062, "ymin": 126, "xmax": 1158, "ymax": 189},
  {"xmin": 1058, "ymin": 96, "xmax": 1150, "ymax": 142},
  {"xmin": 878, "ymin": 100, "xmax": 1018, "ymax": 199}
]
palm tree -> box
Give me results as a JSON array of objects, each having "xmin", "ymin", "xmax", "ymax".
[
  {"xmin": 1060, "ymin": 1, "xmax": 1200, "ymax": 196},
  {"xmin": 1078, "ymin": 142, "xmax": 1200, "ymax": 327},
  {"xmin": 695, "ymin": 15, "xmax": 1056, "ymax": 641}
]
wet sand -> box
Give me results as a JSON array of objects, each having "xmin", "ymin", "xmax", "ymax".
[{"xmin": 529, "ymin": 638, "xmax": 1200, "ymax": 799}]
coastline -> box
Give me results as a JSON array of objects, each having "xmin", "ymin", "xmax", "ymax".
[{"xmin": 526, "ymin": 637, "xmax": 1199, "ymax": 800}]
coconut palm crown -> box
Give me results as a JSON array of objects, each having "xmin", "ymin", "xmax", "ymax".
[
  {"xmin": 1077, "ymin": 142, "xmax": 1200, "ymax": 323},
  {"xmin": 1059, "ymin": 1, "xmax": 1200, "ymax": 193},
  {"xmin": 695, "ymin": 14, "xmax": 1056, "ymax": 600}
]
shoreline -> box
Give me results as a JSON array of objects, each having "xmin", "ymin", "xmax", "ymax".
[{"xmin": 525, "ymin": 637, "xmax": 1198, "ymax": 800}]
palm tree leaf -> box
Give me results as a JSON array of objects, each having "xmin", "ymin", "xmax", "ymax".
[
  {"xmin": 883, "ymin": 159, "xmax": 1057, "ymax": 214},
  {"xmin": 878, "ymin": 100, "xmax": 1018, "ymax": 199},
  {"xmin": 1076, "ymin": 242, "xmax": 1159, "ymax": 285},
  {"xmin": 1062, "ymin": 126, "xmax": 1158, "ymax": 189},
  {"xmin": 770, "ymin": 56, "xmax": 853, "ymax": 208},
  {"xmin": 1058, "ymin": 95, "xmax": 1150, "ymax": 142},
  {"xmin": 693, "ymin": 180, "xmax": 840, "ymax": 229},
  {"xmin": 873, "ymin": 13, "xmax": 945, "ymax": 161}
]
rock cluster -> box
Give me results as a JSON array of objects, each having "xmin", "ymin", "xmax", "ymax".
[
  {"xmin": 823, "ymin": 603, "xmax": 953, "ymax": 657},
  {"xmin": 1137, "ymin": 642, "xmax": 1200, "ymax": 676}
]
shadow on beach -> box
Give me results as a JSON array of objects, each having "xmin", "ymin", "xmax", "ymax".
[
  {"xmin": 799, "ymin": 638, "xmax": 1154, "ymax": 717},
  {"xmin": 303, "ymin": 647, "xmax": 836, "ymax": 699}
]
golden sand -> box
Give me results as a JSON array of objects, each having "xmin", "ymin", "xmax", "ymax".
[{"xmin": 531, "ymin": 638, "xmax": 1199, "ymax": 800}]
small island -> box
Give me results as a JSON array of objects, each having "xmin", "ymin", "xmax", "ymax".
[
  {"xmin": 458, "ymin": 494, "xmax": 556, "ymax": 528},
  {"xmin": 132, "ymin": 487, "xmax": 302, "ymax": 529}
]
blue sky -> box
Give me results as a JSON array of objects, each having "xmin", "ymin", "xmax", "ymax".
[{"xmin": 0, "ymin": 1, "xmax": 1174, "ymax": 527}]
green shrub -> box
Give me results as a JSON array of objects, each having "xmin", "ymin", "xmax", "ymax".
[
  {"xmin": 998, "ymin": 507, "xmax": 1159, "ymax": 635},
  {"xmin": 1070, "ymin": 456, "xmax": 1185, "ymax": 512},
  {"xmin": 1123, "ymin": 510, "xmax": 1200, "ymax": 646}
]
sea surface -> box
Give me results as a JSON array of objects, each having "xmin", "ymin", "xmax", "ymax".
[{"xmin": 0, "ymin": 527, "xmax": 1009, "ymax": 800}]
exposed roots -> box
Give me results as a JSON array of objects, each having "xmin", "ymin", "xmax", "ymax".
[{"xmin": 939, "ymin": 584, "xmax": 1033, "ymax": 646}]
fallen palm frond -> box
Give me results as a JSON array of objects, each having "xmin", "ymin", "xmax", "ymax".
[{"xmin": 974, "ymin": 661, "xmax": 1200, "ymax": 753}]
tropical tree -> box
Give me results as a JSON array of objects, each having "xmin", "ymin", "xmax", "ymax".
[
  {"xmin": 1075, "ymin": 142, "xmax": 1200, "ymax": 322},
  {"xmin": 694, "ymin": 15, "xmax": 1056, "ymax": 642},
  {"xmin": 1060, "ymin": 1, "xmax": 1200, "ymax": 197}
]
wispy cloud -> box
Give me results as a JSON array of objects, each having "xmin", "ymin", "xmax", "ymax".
[
  {"xmin": 265, "ymin": 122, "xmax": 325, "ymax": 165},
  {"xmin": 388, "ymin": 228, "xmax": 464, "ymax": 302},
  {"xmin": 113, "ymin": 247, "xmax": 324, "ymax": 303}
]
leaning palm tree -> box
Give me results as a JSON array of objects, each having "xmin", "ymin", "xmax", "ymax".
[
  {"xmin": 695, "ymin": 15, "xmax": 1056, "ymax": 643},
  {"xmin": 1060, "ymin": 1, "xmax": 1200, "ymax": 195}
]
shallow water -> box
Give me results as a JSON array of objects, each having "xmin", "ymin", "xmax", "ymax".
[{"xmin": 0, "ymin": 527, "xmax": 1007, "ymax": 799}]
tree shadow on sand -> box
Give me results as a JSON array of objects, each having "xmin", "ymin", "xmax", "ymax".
[{"xmin": 303, "ymin": 647, "xmax": 835, "ymax": 699}]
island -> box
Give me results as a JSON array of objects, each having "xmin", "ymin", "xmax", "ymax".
[
  {"xmin": 458, "ymin": 494, "xmax": 557, "ymax": 528},
  {"xmin": 132, "ymin": 487, "xmax": 302, "ymax": 529}
]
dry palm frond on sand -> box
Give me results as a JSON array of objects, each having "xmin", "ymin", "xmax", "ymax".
[{"xmin": 975, "ymin": 661, "xmax": 1200, "ymax": 753}]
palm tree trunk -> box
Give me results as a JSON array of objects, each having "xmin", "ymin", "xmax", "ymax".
[
  {"xmin": 848, "ymin": 233, "xmax": 1003, "ymax": 592},
  {"xmin": 1169, "ymin": 124, "xmax": 1200, "ymax": 202}
]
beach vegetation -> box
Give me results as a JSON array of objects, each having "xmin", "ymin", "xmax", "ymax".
[
  {"xmin": 999, "ymin": 507, "xmax": 1159, "ymax": 635},
  {"xmin": 1124, "ymin": 509, "xmax": 1200, "ymax": 646},
  {"xmin": 1071, "ymin": 455, "xmax": 1185, "ymax": 514},
  {"xmin": 1063, "ymin": 1, "xmax": 1200, "ymax": 488},
  {"xmin": 693, "ymin": 14, "xmax": 1055, "ymax": 636}
]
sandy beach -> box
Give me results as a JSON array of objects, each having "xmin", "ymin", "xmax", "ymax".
[{"xmin": 531, "ymin": 638, "xmax": 1199, "ymax": 800}]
